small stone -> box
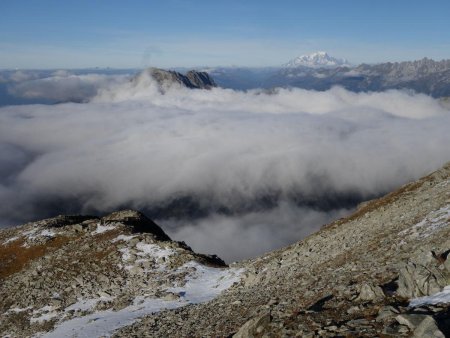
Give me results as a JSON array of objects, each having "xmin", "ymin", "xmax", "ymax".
[
  {"xmin": 324, "ymin": 325, "xmax": 338, "ymax": 331},
  {"xmin": 162, "ymin": 293, "xmax": 179, "ymax": 301},
  {"xmin": 347, "ymin": 306, "xmax": 360, "ymax": 314}
]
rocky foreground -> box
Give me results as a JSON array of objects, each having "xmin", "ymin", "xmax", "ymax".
[{"xmin": 1, "ymin": 162, "xmax": 450, "ymax": 337}]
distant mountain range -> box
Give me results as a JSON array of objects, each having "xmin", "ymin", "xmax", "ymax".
[{"xmin": 205, "ymin": 52, "xmax": 450, "ymax": 97}]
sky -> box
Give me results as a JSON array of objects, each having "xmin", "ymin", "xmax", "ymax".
[{"xmin": 1, "ymin": 0, "xmax": 450, "ymax": 69}]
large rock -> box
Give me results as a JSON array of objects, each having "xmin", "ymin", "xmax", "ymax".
[
  {"xmin": 233, "ymin": 312, "xmax": 271, "ymax": 338},
  {"xmin": 397, "ymin": 260, "xmax": 450, "ymax": 298},
  {"xmin": 101, "ymin": 210, "xmax": 170, "ymax": 240},
  {"xmin": 356, "ymin": 283, "xmax": 385, "ymax": 302},
  {"xmin": 412, "ymin": 316, "xmax": 445, "ymax": 338},
  {"xmin": 396, "ymin": 314, "xmax": 430, "ymax": 330}
]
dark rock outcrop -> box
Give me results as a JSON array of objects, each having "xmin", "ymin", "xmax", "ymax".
[
  {"xmin": 144, "ymin": 67, "xmax": 216, "ymax": 90},
  {"xmin": 101, "ymin": 209, "xmax": 170, "ymax": 240}
]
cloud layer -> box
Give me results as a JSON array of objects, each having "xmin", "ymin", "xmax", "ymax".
[
  {"xmin": 5, "ymin": 70, "xmax": 129, "ymax": 103},
  {"xmin": 1, "ymin": 72, "xmax": 449, "ymax": 260}
]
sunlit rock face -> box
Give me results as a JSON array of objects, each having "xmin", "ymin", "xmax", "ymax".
[{"xmin": 136, "ymin": 68, "xmax": 216, "ymax": 92}]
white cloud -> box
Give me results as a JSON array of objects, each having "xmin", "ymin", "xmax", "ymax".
[
  {"xmin": 0, "ymin": 73, "xmax": 449, "ymax": 260},
  {"xmin": 162, "ymin": 204, "xmax": 349, "ymax": 262},
  {"xmin": 8, "ymin": 73, "xmax": 129, "ymax": 102}
]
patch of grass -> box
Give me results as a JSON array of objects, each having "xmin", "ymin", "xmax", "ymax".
[{"xmin": 0, "ymin": 235, "xmax": 74, "ymax": 280}]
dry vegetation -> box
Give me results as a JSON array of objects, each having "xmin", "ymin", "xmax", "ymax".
[{"xmin": 0, "ymin": 235, "xmax": 74, "ymax": 280}]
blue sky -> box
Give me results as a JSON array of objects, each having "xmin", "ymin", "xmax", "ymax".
[{"xmin": 1, "ymin": 0, "xmax": 450, "ymax": 69}]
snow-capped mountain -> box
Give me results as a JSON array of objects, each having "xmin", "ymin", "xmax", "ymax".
[{"xmin": 283, "ymin": 51, "xmax": 350, "ymax": 68}]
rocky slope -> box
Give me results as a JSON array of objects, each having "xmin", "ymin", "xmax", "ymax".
[
  {"xmin": 0, "ymin": 210, "xmax": 239, "ymax": 337},
  {"xmin": 1, "ymin": 162, "xmax": 450, "ymax": 337}
]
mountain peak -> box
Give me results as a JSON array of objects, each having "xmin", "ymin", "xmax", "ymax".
[{"xmin": 284, "ymin": 51, "xmax": 350, "ymax": 68}]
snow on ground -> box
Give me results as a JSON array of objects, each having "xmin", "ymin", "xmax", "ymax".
[
  {"xmin": 118, "ymin": 247, "xmax": 132, "ymax": 262},
  {"xmin": 38, "ymin": 263, "xmax": 244, "ymax": 338},
  {"xmin": 111, "ymin": 234, "xmax": 136, "ymax": 243},
  {"xmin": 37, "ymin": 298, "xmax": 182, "ymax": 338},
  {"xmin": 5, "ymin": 306, "xmax": 32, "ymax": 314},
  {"xmin": 135, "ymin": 243, "xmax": 174, "ymax": 259},
  {"xmin": 22, "ymin": 229, "xmax": 38, "ymax": 239},
  {"xmin": 64, "ymin": 296, "xmax": 113, "ymax": 313},
  {"xmin": 117, "ymin": 242, "xmax": 175, "ymax": 271},
  {"xmin": 20, "ymin": 228, "xmax": 57, "ymax": 246},
  {"xmin": 39, "ymin": 229, "xmax": 56, "ymax": 238},
  {"xmin": 2, "ymin": 236, "xmax": 19, "ymax": 245},
  {"xmin": 92, "ymin": 223, "xmax": 117, "ymax": 235},
  {"xmin": 410, "ymin": 285, "xmax": 450, "ymax": 307},
  {"xmin": 31, "ymin": 306, "xmax": 59, "ymax": 324},
  {"xmin": 168, "ymin": 261, "xmax": 245, "ymax": 303},
  {"xmin": 399, "ymin": 204, "xmax": 450, "ymax": 239}
]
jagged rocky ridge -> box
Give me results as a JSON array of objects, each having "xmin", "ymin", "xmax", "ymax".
[
  {"xmin": 0, "ymin": 162, "xmax": 450, "ymax": 337},
  {"xmin": 134, "ymin": 67, "xmax": 216, "ymax": 92}
]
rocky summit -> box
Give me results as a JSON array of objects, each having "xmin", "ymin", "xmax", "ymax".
[
  {"xmin": 134, "ymin": 67, "xmax": 216, "ymax": 92},
  {"xmin": 1, "ymin": 162, "xmax": 450, "ymax": 337}
]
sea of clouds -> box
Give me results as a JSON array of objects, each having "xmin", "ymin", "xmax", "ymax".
[{"xmin": 1, "ymin": 69, "xmax": 449, "ymax": 261}]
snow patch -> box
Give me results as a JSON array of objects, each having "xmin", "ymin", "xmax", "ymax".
[
  {"xmin": 118, "ymin": 248, "xmax": 132, "ymax": 262},
  {"xmin": 410, "ymin": 285, "xmax": 450, "ymax": 307},
  {"xmin": 168, "ymin": 261, "xmax": 245, "ymax": 303},
  {"xmin": 31, "ymin": 306, "xmax": 59, "ymax": 323},
  {"xmin": 20, "ymin": 228, "xmax": 57, "ymax": 246},
  {"xmin": 111, "ymin": 234, "xmax": 136, "ymax": 243},
  {"xmin": 22, "ymin": 229, "xmax": 38, "ymax": 240},
  {"xmin": 135, "ymin": 243, "xmax": 174, "ymax": 259},
  {"xmin": 65, "ymin": 299, "xmax": 101, "ymax": 312},
  {"xmin": 40, "ymin": 229, "xmax": 56, "ymax": 238},
  {"xmin": 93, "ymin": 223, "xmax": 117, "ymax": 235},
  {"xmin": 399, "ymin": 205, "xmax": 450, "ymax": 239},
  {"xmin": 38, "ymin": 262, "xmax": 244, "ymax": 338},
  {"xmin": 6, "ymin": 306, "xmax": 32, "ymax": 314},
  {"xmin": 2, "ymin": 236, "xmax": 20, "ymax": 245}
]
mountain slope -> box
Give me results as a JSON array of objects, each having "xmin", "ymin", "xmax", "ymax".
[
  {"xmin": 0, "ymin": 210, "xmax": 239, "ymax": 337},
  {"xmin": 1, "ymin": 162, "xmax": 450, "ymax": 337},
  {"xmin": 117, "ymin": 162, "xmax": 450, "ymax": 337}
]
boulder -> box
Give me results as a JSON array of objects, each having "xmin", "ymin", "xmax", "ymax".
[
  {"xmin": 356, "ymin": 283, "xmax": 385, "ymax": 302},
  {"xmin": 413, "ymin": 315, "xmax": 445, "ymax": 338},
  {"xmin": 397, "ymin": 261, "xmax": 449, "ymax": 298},
  {"xmin": 233, "ymin": 312, "xmax": 271, "ymax": 338},
  {"xmin": 396, "ymin": 314, "xmax": 429, "ymax": 330},
  {"xmin": 376, "ymin": 306, "xmax": 399, "ymax": 322}
]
